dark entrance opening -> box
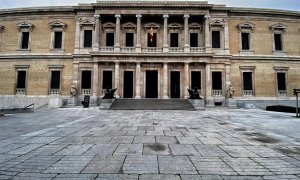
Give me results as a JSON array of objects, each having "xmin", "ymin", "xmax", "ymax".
[
  {"xmin": 123, "ymin": 71, "xmax": 133, "ymax": 98},
  {"xmin": 17, "ymin": 71, "xmax": 26, "ymax": 88},
  {"xmin": 103, "ymin": 71, "xmax": 112, "ymax": 90},
  {"xmin": 147, "ymin": 33, "xmax": 157, "ymax": 47},
  {"xmin": 106, "ymin": 33, "xmax": 114, "ymax": 46},
  {"xmin": 170, "ymin": 71, "xmax": 180, "ymax": 98},
  {"xmin": 191, "ymin": 71, "xmax": 201, "ymax": 90},
  {"xmin": 81, "ymin": 70, "xmax": 91, "ymax": 89},
  {"xmin": 50, "ymin": 71, "xmax": 60, "ymax": 89},
  {"xmin": 190, "ymin": 33, "xmax": 198, "ymax": 47},
  {"xmin": 170, "ymin": 33, "xmax": 178, "ymax": 47},
  {"xmin": 277, "ymin": 72, "xmax": 286, "ymax": 91},
  {"xmin": 126, "ymin": 33, "xmax": 134, "ymax": 47},
  {"xmin": 243, "ymin": 72, "xmax": 253, "ymax": 90},
  {"xmin": 212, "ymin": 71, "xmax": 222, "ymax": 90},
  {"xmin": 146, "ymin": 70, "xmax": 158, "ymax": 98}
]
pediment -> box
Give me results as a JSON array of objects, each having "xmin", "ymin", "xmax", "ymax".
[
  {"xmin": 0, "ymin": 25, "xmax": 4, "ymax": 32},
  {"xmin": 168, "ymin": 23, "xmax": 182, "ymax": 29},
  {"xmin": 49, "ymin": 21, "xmax": 67, "ymax": 30},
  {"xmin": 103, "ymin": 22, "xmax": 116, "ymax": 29},
  {"xmin": 144, "ymin": 22, "xmax": 160, "ymax": 30},
  {"xmin": 237, "ymin": 22, "xmax": 255, "ymax": 30},
  {"xmin": 210, "ymin": 20, "xmax": 224, "ymax": 27},
  {"xmin": 189, "ymin": 22, "xmax": 202, "ymax": 28},
  {"xmin": 80, "ymin": 19, "xmax": 95, "ymax": 27},
  {"xmin": 17, "ymin": 22, "xmax": 34, "ymax": 31},
  {"xmin": 122, "ymin": 22, "xmax": 136, "ymax": 28},
  {"xmin": 270, "ymin": 23, "xmax": 287, "ymax": 31}
]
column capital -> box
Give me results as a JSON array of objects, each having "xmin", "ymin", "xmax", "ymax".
[
  {"xmin": 94, "ymin": 14, "xmax": 100, "ymax": 19},
  {"xmin": 163, "ymin": 14, "xmax": 169, "ymax": 18},
  {"xmin": 204, "ymin": 15, "xmax": 210, "ymax": 20},
  {"xmin": 136, "ymin": 14, "xmax": 142, "ymax": 18},
  {"xmin": 115, "ymin": 14, "xmax": 121, "ymax": 18},
  {"xmin": 183, "ymin": 14, "xmax": 190, "ymax": 19}
]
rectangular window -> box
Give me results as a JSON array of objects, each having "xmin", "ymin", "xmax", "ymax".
[
  {"xmin": 277, "ymin": 72, "xmax": 286, "ymax": 91},
  {"xmin": 170, "ymin": 33, "xmax": 178, "ymax": 47},
  {"xmin": 106, "ymin": 33, "xmax": 114, "ymax": 46},
  {"xmin": 147, "ymin": 33, "xmax": 157, "ymax": 47},
  {"xmin": 103, "ymin": 71, "xmax": 112, "ymax": 90},
  {"xmin": 50, "ymin": 71, "xmax": 60, "ymax": 89},
  {"xmin": 212, "ymin": 72, "xmax": 222, "ymax": 90},
  {"xmin": 212, "ymin": 31, "xmax": 220, "ymax": 48},
  {"xmin": 191, "ymin": 71, "xmax": 201, "ymax": 90},
  {"xmin": 21, "ymin": 32, "xmax": 29, "ymax": 49},
  {"xmin": 190, "ymin": 33, "xmax": 198, "ymax": 47},
  {"xmin": 243, "ymin": 72, "xmax": 253, "ymax": 90},
  {"xmin": 84, "ymin": 30, "xmax": 93, "ymax": 48},
  {"xmin": 17, "ymin": 71, "xmax": 26, "ymax": 88},
  {"xmin": 274, "ymin": 34, "xmax": 282, "ymax": 51},
  {"xmin": 54, "ymin": 31, "xmax": 62, "ymax": 49},
  {"xmin": 81, "ymin": 71, "xmax": 91, "ymax": 89},
  {"xmin": 126, "ymin": 33, "xmax": 134, "ymax": 47},
  {"xmin": 241, "ymin": 33, "xmax": 250, "ymax": 50}
]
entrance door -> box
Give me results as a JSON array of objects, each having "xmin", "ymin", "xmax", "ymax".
[
  {"xmin": 123, "ymin": 71, "xmax": 133, "ymax": 98},
  {"xmin": 170, "ymin": 71, "xmax": 180, "ymax": 98},
  {"xmin": 146, "ymin": 70, "xmax": 158, "ymax": 98}
]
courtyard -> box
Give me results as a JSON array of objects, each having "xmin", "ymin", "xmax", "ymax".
[{"xmin": 0, "ymin": 107, "xmax": 299, "ymax": 179}]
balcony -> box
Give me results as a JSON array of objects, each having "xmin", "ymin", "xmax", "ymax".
[
  {"xmin": 142, "ymin": 47, "xmax": 163, "ymax": 52},
  {"xmin": 99, "ymin": 47, "xmax": 114, "ymax": 52},
  {"xmin": 190, "ymin": 47, "xmax": 205, "ymax": 52},
  {"xmin": 212, "ymin": 90, "xmax": 222, "ymax": 96},
  {"xmin": 97, "ymin": 46, "xmax": 207, "ymax": 53},
  {"xmin": 278, "ymin": 90, "xmax": 287, "ymax": 96},
  {"xmin": 169, "ymin": 47, "xmax": 184, "ymax": 52},
  {"xmin": 243, "ymin": 90, "xmax": 254, "ymax": 96},
  {"xmin": 15, "ymin": 88, "xmax": 26, "ymax": 95},
  {"xmin": 120, "ymin": 47, "xmax": 136, "ymax": 52}
]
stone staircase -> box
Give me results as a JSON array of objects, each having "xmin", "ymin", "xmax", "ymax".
[{"xmin": 109, "ymin": 99, "xmax": 195, "ymax": 110}]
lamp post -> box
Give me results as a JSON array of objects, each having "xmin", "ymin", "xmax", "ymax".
[{"xmin": 294, "ymin": 89, "xmax": 300, "ymax": 117}]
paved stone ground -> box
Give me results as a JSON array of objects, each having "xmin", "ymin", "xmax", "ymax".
[{"xmin": 0, "ymin": 108, "xmax": 299, "ymax": 179}]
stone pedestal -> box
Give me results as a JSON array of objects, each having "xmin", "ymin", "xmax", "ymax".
[
  {"xmin": 48, "ymin": 97, "xmax": 62, "ymax": 108},
  {"xmin": 225, "ymin": 98, "xmax": 237, "ymax": 107},
  {"xmin": 99, "ymin": 99, "xmax": 115, "ymax": 109},
  {"xmin": 188, "ymin": 99, "xmax": 205, "ymax": 110}
]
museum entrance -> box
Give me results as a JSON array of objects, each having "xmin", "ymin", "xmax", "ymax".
[
  {"xmin": 170, "ymin": 71, "xmax": 180, "ymax": 98},
  {"xmin": 123, "ymin": 71, "xmax": 133, "ymax": 98},
  {"xmin": 146, "ymin": 70, "xmax": 158, "ymax": 98}
]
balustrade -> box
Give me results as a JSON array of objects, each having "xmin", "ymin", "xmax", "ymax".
[
  {"xmin": 278, "ymin": 90, "xmax": 287, "ymax": 96},
  {"xmin": 243, "ymin": 90, "xmax": 253, "ymax": 96},
  {"xmin": 15, "ymin": 88, "xmax": 26, "ymax": 95},
  {"xmin": 212, "ymin": 90, "xmax": 222, "ymax": 96},
  {"xmin": 49, "ymin": 89, "xmax": 60, "ymax": 95},
  {"xmin": 81, "ymin": 89, "xmax": 91, "ymax": 95}
]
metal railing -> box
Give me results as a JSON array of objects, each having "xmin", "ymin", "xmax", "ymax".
[
  {"xmin": 212, "ymin": 90, "xmax": 222, "ymax": 96},
  {"xmin": 243, "ymin": 90, "xmax": 254, "ymax": 96}
]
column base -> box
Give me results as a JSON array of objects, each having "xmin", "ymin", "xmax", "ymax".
[
  {"xmin": 163, "ymin": 47, "xmax": 169, "ymax": 52},
  {"xmin": 162, "ymin": 96, "xmax": 169, "ymax": 99},
  {"xmin": 135, "ymin": 95, "xmax": 141, "ymax": 99},
  {"xmin": 135, "ymin": 47, "xmax": 141, "ymax": 53},
  {"xmin": 114, "ymin": 46, "xmax": 120, "ymax": 52},
  {"xmin": 184, "ymin": 47, "xmax": 190, "ymax": 52}
]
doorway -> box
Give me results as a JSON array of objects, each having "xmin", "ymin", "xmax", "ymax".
[
  {"xmin": 170, "ymin": 71, "xmax": 180, "ymax": 98},
  {"xmin": 102, "ymin": 71, "xmax": 112, "ymax": 90},
  {"xmin": 146, "ymin": 70, "xmax": 158, "ymax": 98},
  {"xmin": 123, "ymin": 71, "xmax": 133, "ymax": 98}
]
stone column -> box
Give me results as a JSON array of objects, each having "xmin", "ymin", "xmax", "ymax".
[
  {"xmin": 74, "ymin": 18, "xmax": 81, "ymax": 54},
  {"xmin": 92, "ymin": 62, "xmax": 99, "ymax": 97},
  {"xmin": 135, "ymin": 62, "xmax": 141, "ymax": 98},
  {"xmin": 72, "ymin": 62, "xmax": 79, "ymax": 87},
  {"xmin": 184, "ymin": 14, "xmax": 190, "ymax": 52},
  {"xmin": 114, "ymin": 14, "xmax": 121, "ymax": 52},
  {"xmin": 114, "ymin": 62, "xmax": 120, "ymax": 98},
  {"xmin": 204, "ymin": 15, "xmax": 211, "ymax": 52},
  {"xmin": 136, "ymin": 14, "xmax": 142, "ymax": 52},
  {"xmin": 225, "ymin": 63, "xmax": 231, "ymax": 88},
  {"xmin": 92, "ymin": 15, "xmax": 100, "ymax": 51},
  {"xmin": 205, "ymin": 63, "xmax": 213, "ymax": 106},
  {"xmin": 224, "ymin": 19, "xmax": 230, "ymax": 54},
  {"xmin": 184, "ymin": 62, "xmax": 189, "ymax": 98},
  {"xmin": 162, "ymin": 63, "xmax": 168, "ymax": 99},
  {"xmin": 163, "ymin": 14, "xmax": 169, "ymax": 52}
]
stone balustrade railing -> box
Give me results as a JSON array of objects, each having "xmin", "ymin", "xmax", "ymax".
[
  {"xmin": 120, "ymin": 47, "xmax": 136, "ymax": 52},
  {"xmin": 212, "ymin": 90, "xmax": 222, "ymax": 96},
  {"xmin": 141, "ymin": 48, "xmax": 163, "ymax": 52},
  {"xmin": 190, "ymin": 47, "xmax": 205, "ymax": 52},
  {"xmin": 81, "ymin": 89, "xmax": 91, "ymax": 95},
  {"xmin": 99, "ymin": 47, "xmax": 114, "ymax": 52},
  {"xmin": 278, "ymin": 90, "xmax": 287, "ymax": 96},
  {"xmin": 15, "ymin": 88, "xmax": 26, "ymax": 95},
  {"xmin": 169, "ymin": 47, "xmax": 184, "ymax": 52},
  {"xmin": 49, "ymin": 89, "xmax": 60, "ymax": 95},
  {"xmin": 243, "ymin": 90, "xmax": 253, "ymax": 96}
]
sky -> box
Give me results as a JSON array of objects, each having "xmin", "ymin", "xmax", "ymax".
[{"xmin": 0, "ymin": 0, "xmax": 299, "ymax": 11}]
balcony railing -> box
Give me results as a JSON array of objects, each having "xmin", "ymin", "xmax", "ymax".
[
  {"xmin": 81, "ymin": 89, "xmax": 91, "ymax": 95},
  {"xmin": 15, "ymin": 88, "xmax": 26, "ymax": 95},
  {"xmin": 169, "ymin": 47, "xmax": 184, "ymax": 52},
  {"xmin": 120, "ymin": 47, "xmax": 136, "ymax": 52},
  {"xmin": 190, "ymin": 47, "xmax": 205, "ymax": 52},
  {"xmin": 278, "ymin": 90, "xmax": 287, "ymax": 96},
  {"xmin": 243, "ymin": 90, "xmax": 253, "ymax": 96},
  {"xmin": 142, "ymin": 48, "xmax": 163, "ymax": 52},
  {"xmin": 212, "ymin": 90, "xmax": 222, "ymax": 96},
  {"xmin": 49, "ymin": 89, "xmax": 60, "ymax": 95},
  {"xmin": 99, "ymin": 47, "xmax": 114, "ymax": 52}
]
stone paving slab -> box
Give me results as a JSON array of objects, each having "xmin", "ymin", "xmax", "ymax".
[{"xmin": 0, "ymin": 108, "xmax": 299, "ymax": 179}]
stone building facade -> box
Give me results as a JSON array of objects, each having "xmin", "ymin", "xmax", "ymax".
[{"xmin": 0, "ymin": 1, "xmax": 299, "ymax": 108}]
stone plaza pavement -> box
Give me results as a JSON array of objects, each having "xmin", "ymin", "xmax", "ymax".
[{"xmin": 0, "ymin": 108, "xmax": 299, "ymax": 179}]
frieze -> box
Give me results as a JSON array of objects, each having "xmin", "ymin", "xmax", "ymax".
[{"xmin": 116, "ymin": 57, "xmax": 192, "ymax": 61}]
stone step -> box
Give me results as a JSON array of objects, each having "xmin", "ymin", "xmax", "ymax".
[{"xmin": 109, "ymin": 99, "xmax": 195, "ymax": 110}]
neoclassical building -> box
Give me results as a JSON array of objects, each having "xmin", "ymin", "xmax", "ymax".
[{"xmin": 0, "ymin": 1, "xmax": 299, "ymax": 108}]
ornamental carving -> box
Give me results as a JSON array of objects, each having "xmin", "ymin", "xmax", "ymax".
[
  {"xmin": 122, "ymin": 22, "xmax": 136, "ymax": 32},
  {"xmin": 49, "ymin": 21, "xmax": 67, "ymax": 31},
  {"xmin": 237, "ymin": 22, "xmax": 255, "ymax": 31},
  {"xmin": 102, "ymin": 22, "xmax": 116, "ymax": 30},
  {"xmin": 270, "ymin": 23, "xmax": 287, "ymax": 32},
  {"xmin": 144, "ymin": 22, "xmax": 160, "ymax": 30},
  {"xmin": 79, "ymin": 19, "xmax": 95, "ymax": 29},
  {"xmin": 17, "ymin": 22, "xmax": 34, "ymax": 32}
]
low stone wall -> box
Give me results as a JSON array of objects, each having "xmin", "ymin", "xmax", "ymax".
[
  {"xmin": 0, "ymin": 95, "xmax": 49, "ymax": 109},
  {"xmin": 236, "ymin": 100, "xmax": 300, "ymax": 109}
]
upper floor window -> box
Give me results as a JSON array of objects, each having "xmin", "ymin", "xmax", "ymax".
[
  {"xmin": 84, "ymin": 30, "xmax": 93, "ymax": 48},
  {"xmin": 106, "ymin": 33, "xmax": 114, "ymax": 46},
  {"xmin": 237, "ymin": 22, "xmax": 255, "ymax": 52},
  {"xmin": 79, "ymin": 19, "xmax": 94, "ymax": 49},
  {"xmin": 189, "ymin": 23, "xmax": 202, "ymax": 48},
  {"xmin": 212, "ymin": 31, "xmax": 220, "ymax": 48},
  {"xmin": 270, "ymin": 23, "xmax": 287, "ymax": 53},
  {"xmin": 170, "ymin": 33, "xmax": 178, "ymax": 47},
  {"xmin": 49, "ymin": 21, "xmax": 67, "ymax": 51},
  {"xmin": 210, "ymin": 20, "xmax": 224, "ymax": 49},
  {"xmin": 122, "ymin": 22, "xmax": 136, "ymax": 47},
  {"xmin": 240, "ymin": 66, "xmax": 256, "ymax": 96},
  {"xmin": 102, "ymin": 22, "xmax": 115, "ymax": 47},
  {"xmin": 126, "ymin": 33, "xmax": 134, "ymax": 47},
  {"xmin": 144, "ymin": 23, "xmax": 160, "ymax": 48},
  {"xmin": 190, "ymin": 33, "xmax": 198, "ymax": 47},
  {"xmin": 168, "ymin": 23, "xmax": 182, "ymax": 48},
  {"xmin": 17, "ymin": 22, "xmax": 34, "ymax": 50}
]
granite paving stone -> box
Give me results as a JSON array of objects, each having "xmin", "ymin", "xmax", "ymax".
[
  {"xmin": 194, "ymin": 145, "xmax": 229, "ymax": 157},
  {"xmin": 220, "ymin": 146, "xmax": 260, "ymax": 157},
  {"xmin": 156, "ymin": 136, "xmax": 179, "ymax": 144},
  {"xmin": 133, "ymin": 136, "xmax": 156, "ymax": 144},
  {"xmin": 123, "ymin": 155, "xmax": 158, "ymax": 174},
  {"xmin": 176, "ymin": 137, "xmax": 202, "ymax": 144},
  {"xmin": 83, "ymin": 144, "xmax": 118, "ymax": 155},
  {"xmin": 143, "ymin": 143, "xmax": 171, "ymax": 155},
  {"xmin": 262, "ymin": 175, "xmax": 300, "ymax": 179},
  {"xmin": 169, "ymin": 144, "xmax": 200, "ymax": 156},
  {"xmin": 158, "ymin": 155, "xmax": 198, "ymax": 174},
  {"xmin": 139, "ymin": 174, "xmax": 181, "ymax": 180},
  {"xmin": 82, "ymin": 155, "xmax": 125, "ymax": 173},
  {"xmin": 96, "ymin": 174, "xmax": 138, "ymax": 180},
  {"xmin": 11, "ymin": 172, "xmax": 57, "ymax": 180},
  {"xmin": 53, "ymin": 173, "xmax": 98, "ymax": 179},
  {"xmin": 245, "ymin": 146, "xmax": 286, "ymax": 157},
  {"xmin": 221, "ymin": 175, "xmax": 264, "ymax": 180},
  {"xmin": 113, "ymin": 143, "xmax": 143, "ymax": 155},
  {"xmin": 8, "ymin": 144, "xmax": 44, "ymax": 155},
  {"xmin": 180, "ymin": 175, "xmax": 223, "ymax": 180},
  {"xmin": 54, "ymin": 144, "xmax": 92, "ymax": 155},
  {"xmin": 109, "ymin": 136, "xmax": 134, "ymax": 144}
]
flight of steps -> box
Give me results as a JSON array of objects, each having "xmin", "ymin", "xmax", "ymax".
[{"xmin": 109, "ymin": 99, "xmax": 195, "ymax": 110}]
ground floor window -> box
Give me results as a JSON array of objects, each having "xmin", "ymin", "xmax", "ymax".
[
  {"xmin": 102, "ymin": 71, "xmax": 113, "ymax": 91},
  {"xmin": 243, "ymin": 72, "xmax": 253, "ymax": 96},
  {"xmin": 212, "ymin": 71, "xmax": 222, "ymax": 96},
  {"xmin": 81, "ymin": 70, "xmax": 91, "ymax": 95},
  {"xmin": 277, "ymin": 72, "xmax": 287, "ymax": 96},
  {"xmin": 191, "ymin": 71, "xmax": 201, "ymax": 91}
]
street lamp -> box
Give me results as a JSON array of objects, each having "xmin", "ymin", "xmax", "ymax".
[{"xmin": 293, "ymin": 89, "xmax": 300, "ymax": 117}]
